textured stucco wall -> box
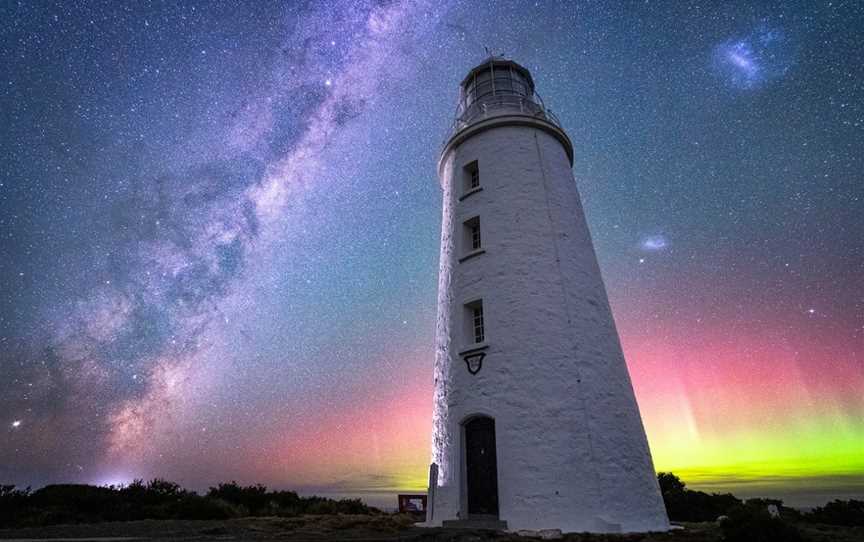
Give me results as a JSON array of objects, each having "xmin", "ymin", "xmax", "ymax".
[{"xmin": 427, "ymin": 116, "xmax": 669, "ymax": 533}]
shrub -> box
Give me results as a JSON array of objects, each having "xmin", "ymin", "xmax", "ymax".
[
  {"xmin": 0, "ymin": 479, "xmax": 378, "ymax": 527},
  {"xmin": 720, "ymin": 504, "xmax": 804, "ymax": 542},
  {"xmin": 28, "ymin": 484, "xmax": 121, "ymax": 523},
  {"xmin": 745, "ymin": 498, "xmax": 802, "ymax": 521},
  {"xmin": 658, "ymin": 472, "xmax": 686, "ymax": 493},
  {"xmin": 805, "ymin": 499, "xmax": 864, "ymax": 526},
  {"xmin": 206, "ymin": 481, "xmax": 269, "ymax": 514},
  {"xmin": 0, "ymin": 485, "xmax": 30, "ymax": 525},
  {"xmin": 305, "ymin": 498, "xmax": 339, "ymax": 515},
  {"xmin": 268, "ymin": 489, "xmax": 303, "ymax": 516},
  {"xmin": 170, "ymin": 495, "xmax": 237, "ymax": 520},
  {"xmin": 657, "ymin": 472, "xmax": 742, "ymax": 522}
]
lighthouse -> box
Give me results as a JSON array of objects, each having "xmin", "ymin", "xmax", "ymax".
[{"xmin": 425, "ymin": 57, "xmax": 670, "ymax": 533}]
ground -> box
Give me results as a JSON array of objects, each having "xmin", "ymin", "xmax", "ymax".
[{"xmin": 0, "ymin": 515, "xmax": 861, "ymax": 542}]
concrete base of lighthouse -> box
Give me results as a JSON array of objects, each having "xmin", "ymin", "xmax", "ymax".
[{"xmin": 422, "ymin": 405, "xmax": 669, "ymax": 533}]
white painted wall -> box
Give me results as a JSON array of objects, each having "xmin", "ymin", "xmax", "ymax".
[{"xmin": 427, "ymin": 110, "xmax": 670, "ymax": 533}]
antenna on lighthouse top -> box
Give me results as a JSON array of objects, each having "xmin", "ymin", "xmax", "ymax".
[{"xmin": 483, "ymin": 46, "xmax": 504, "ymax": 60}]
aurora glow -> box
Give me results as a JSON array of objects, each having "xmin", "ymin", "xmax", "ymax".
[{"xmin": 1, "ymin": 1, "xmax": 862, "ymax": 509}]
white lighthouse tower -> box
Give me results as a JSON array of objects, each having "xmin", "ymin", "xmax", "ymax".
[{"xmin": 425, "ymin": 57, "xmax": 669, "ymax": 533}]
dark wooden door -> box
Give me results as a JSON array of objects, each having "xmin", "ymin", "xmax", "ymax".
[{"xmin": 465, "ymin": 416, "xmax": 499, "ymax": 516}]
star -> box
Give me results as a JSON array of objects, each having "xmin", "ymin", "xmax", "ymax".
[{"xmin": 11, "ymin": 420, "xmax": 22, "ymax": 428}]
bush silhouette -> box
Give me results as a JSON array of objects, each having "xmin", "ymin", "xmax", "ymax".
[
  {"xmin": 0, "ymin": 480, "xmax": 378, "ymax": 527},
  {"xmin": 804, "ymin": 499, "xmax": 864, "ymax": 526},
  {"xmin": 206, "ymin": 481, "xmax": 271, "ymax": 514},
  {"xmin": 657, "ymin": 472, "xmax": 686, "ymax": 493},
  {"xmin": 657, "ymin": 472, "xmax": 741, "ymax": 522},
  {"xmin": 720, "ymin": 503, "xmax": 804, "ymax": 542},
  {"xmin": 0, "ymin": 485, "xmax": 31, "ymax": 526}
]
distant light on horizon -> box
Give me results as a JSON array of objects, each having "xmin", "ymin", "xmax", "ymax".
[{"xmin": 95, "ymin": 474, "xmax": 135, "ymax": 488}]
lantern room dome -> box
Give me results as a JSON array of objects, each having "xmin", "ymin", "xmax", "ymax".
[
  {"xmin": 441, "ymin": 56, "xmax": 572, "ymax": 172},
  {"xmin": 459, "ymin": 56, "xmax": 536, "ymax": 107}
]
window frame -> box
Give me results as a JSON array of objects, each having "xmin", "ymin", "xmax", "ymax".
[
  {"xmin": 470, "ymin": 220, "xmax": 481, "ymax": 251},
  {"xmin": 462, "ymin": 160, "xmax": 481, "ymax": 198},
  {"xmin": 459, "ymin": 215, "xmax": 484, "ymax": 262},
  {"xmin": 472, "ymin": 304, "xmax": 485, "ymax": 343},
  {"xmin": 463, "ymin": 299, "xmax": 486, "ymax": 346}
]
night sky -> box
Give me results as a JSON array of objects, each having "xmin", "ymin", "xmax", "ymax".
[{"xmin": 2, "ymin": 1, "xmax": 862, "ymax": 508}]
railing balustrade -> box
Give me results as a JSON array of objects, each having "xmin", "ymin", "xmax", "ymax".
[{"xmin": 443, "ymin": 94, "xmax": 563, "ymax": 145}]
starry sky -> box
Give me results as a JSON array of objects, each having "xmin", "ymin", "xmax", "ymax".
[{"xmin": 1, "ymin": 1, "xmax": 862, "ymax": 508}]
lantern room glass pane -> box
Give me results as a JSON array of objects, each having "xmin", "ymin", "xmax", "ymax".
[
  {"xmin": 462, "ymin": 63, "xmax": 534, "ymax": 111},
  {"xmin": 512, "ymin": 81, "xmax": 528, "ymax": 96},
  {"xmin": 475, "ymin": 81, "xmax": 493, "ymax": 99},
  {"xmin": 493, "ymin": 76, "xmax": 512, "ymax": 93}
]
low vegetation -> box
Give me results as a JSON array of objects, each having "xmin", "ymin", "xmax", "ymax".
[
  {"xmin": 657, "ymin": 472, "xmax": 864, "ymax": 542},
  {"xmin": 0, "ymin": 480, "xmax": 376, "ymax": 528},
  {"xmin": 657, "ymin": 472, "xmax": 742, "ymax": 522},
  {"xmin": 806, "ymin": 498, "xmax": 864, "ymax": 527},
  {"xmin": 1, "ymin": 473, "xmax": 862, "ymax": 542},
  {"xmin": 719, "ymin": 504, "xmax": 804, "ymax": 542}
]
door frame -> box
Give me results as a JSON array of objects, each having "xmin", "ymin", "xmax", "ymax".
[{"xmin": 459, "ymin": 413, "xmax": 500, "ymax": 519}]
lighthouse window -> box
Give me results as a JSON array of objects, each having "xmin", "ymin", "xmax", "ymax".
[
  {"xmin": 473, "ymin": 70, "xmax": 493, "ymax": 100},
  {"xmin": 509, "ymin": 69, "xmax": 530, "ymax": 97},
  {"xmin": 464, "ymin": 300, "xmax": 485, "ymax": 344},
  {"xmin": 472, "ymin": 306, "xmax": 485, "ymax": 343},
  {"xmin": 462, "ymin": 216, "xmax": 482, "ymax": 253},
  {"xmin": 461, "ymin": 161, "xmax": 482, "ymax": 199},
  {"xmin": 471, "ymin": 222, "xmax": 481, "ymax": 250},
  {"xmin": 493, "ymin": 75, "xmax": 513, "ymax": 93}
]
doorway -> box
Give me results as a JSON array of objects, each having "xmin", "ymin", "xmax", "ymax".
[{"xmin": 464, "ymin": 416, "xmax": 499, "ymax": 517}]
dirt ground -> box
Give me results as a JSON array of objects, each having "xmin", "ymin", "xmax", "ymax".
[{"xmin": 0, "ymin": 515, "xmax": 861, "ymax": 542}]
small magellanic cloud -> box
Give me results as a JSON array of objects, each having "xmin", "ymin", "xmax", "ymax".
[{"xmin": 641, "ymin": 235, "xmax": 668, "ymax": 251}]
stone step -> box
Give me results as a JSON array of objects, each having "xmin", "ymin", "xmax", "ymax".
[{"xmin": 441, "ymin": 518, "xmax": 508, "ymax": 531}]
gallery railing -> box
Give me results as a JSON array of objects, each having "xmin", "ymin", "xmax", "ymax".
[{"xmin": 443, "ymin": 93, "xmax": 564, "ymax": 145}]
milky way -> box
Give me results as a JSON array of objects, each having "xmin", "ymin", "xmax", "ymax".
[{"xmin": 2, "ymin": 1, "xmax": 863, "ymax": 507}]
